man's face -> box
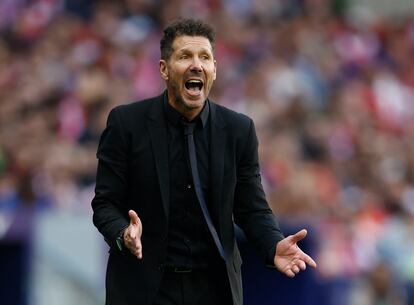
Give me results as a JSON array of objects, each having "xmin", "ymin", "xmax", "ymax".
[{"xmin": 160, "ymin": 35, "xmax": 217, "ymax": 119}]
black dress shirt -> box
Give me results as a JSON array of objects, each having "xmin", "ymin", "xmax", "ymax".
[{"xmin": 163, "ymin": 94, "xmax": 220, "ymax": 268}]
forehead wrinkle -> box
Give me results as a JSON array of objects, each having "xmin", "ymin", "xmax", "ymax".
[
  {"xmin": 172, "ymin": 37, "xmax": 213, "ymax": 55},
  {"xmin": 176, "ymin": 45, "xmax": 213, "ymax": 55}
]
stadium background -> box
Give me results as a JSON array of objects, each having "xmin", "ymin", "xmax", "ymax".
[{"xmin": 1, "ymin": 0, "xmax": 414, "ymax": 304}]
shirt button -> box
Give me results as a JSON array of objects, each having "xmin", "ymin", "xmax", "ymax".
[{"xmin": 187, "ymin": 184, "xmax": 192, "ymax": 189}]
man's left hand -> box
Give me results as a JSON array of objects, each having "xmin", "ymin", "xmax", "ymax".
[{"xmin": 274, "ymin": 229, "xmax": 317, "ymax": 277}]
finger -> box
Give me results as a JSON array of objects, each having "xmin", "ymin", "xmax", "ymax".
[
  {"xmin": 285, "ymin": 269, "xmax": 295, "ymax": 278},
  {"xmin": 132, "ymin": 248, "xmax": 140, "ymax": 258},
  {"xmin": 132, "ymin": 248, "xmax": 142, "ymax": 259},
  {"xmin": 290, "ymin": 229, "xmax": 307, "ymax": 243},
  {"xmin": 292, "ymin": 265, "xmax": 300, "ymax": 274},
  {"xmin": 125, "ymin": 226, "xmax": 136, "ymax": 240},
  {"xmin": 122, "ymin": 226, "xmax": 132, "ymax": 240},
  {"xmin": 130, "ymin": 231, "xmax": 136, "ymax": 239},
  {"xmin": 135, "ymin": 239, "xmax": 143, "ymax": 259},
  {"xmin": 129, "ymin": 210, "xmax": 140, "ymax": 226},
  {"xmin": 298, "ymin": 260, "xmax": 306, "ymax": 271},
  {"xmin": 302, "ymin": 252, "xmax": 317, "ymax": 268},
  {"xmin": 124, "ymin": 235, "xmax": 135, "ymax": 250},
  {"xmin": 127, "ymin": 238, "xmax": 143, "ymax": 259}
]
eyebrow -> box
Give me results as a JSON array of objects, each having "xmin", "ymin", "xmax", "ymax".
[{"xmin": 176, "ymin": 48, "xmax": 213, "ymax": 56}]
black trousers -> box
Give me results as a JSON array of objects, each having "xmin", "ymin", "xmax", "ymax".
[{"xmin": 153, "ymin": 266, "xmax": 233, "ymax": 305}]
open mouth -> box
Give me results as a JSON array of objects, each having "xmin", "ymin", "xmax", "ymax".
[{"xmin": 185, "ymin": 79, "xmax": 203, "ymax": 93}]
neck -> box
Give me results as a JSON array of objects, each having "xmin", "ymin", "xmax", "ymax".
[
  {"xmin": 180, "ymin": 109, "xmax": 201, "ymax": 121},
  {"xmin": 167, "ymin": 93, "xmax": 204, "ymax": 121}
]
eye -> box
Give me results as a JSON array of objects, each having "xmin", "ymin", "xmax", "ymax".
[
  {"xmin": 179, "ymin": 54, "xmax": 189, "ymax": 60},
  {"xmin": 201, "ymin": 54, "xmax": 210, "ymax": 60}
]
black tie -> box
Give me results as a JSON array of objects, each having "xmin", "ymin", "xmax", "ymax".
[{"xmin": 181, "ymin": 121, "xmax": 226, "ymax": 260}]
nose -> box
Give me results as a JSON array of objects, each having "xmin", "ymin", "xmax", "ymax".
[{"xmin": 189, "ymin": 57, "xmax": 203, "ymax": 73}]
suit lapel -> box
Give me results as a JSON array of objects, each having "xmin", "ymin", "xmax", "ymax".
[
  {"xmin": 209, "ymin": 102, "xmax": 226, "ymax": 233},
  {"xmin": 147, "ymin": 97, "xmax": 170, "ymax": 219}
]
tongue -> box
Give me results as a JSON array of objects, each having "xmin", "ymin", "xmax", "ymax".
[
  {"xmin": 187, "ymin": 83, "xmax": 201, "ymax": 93},
  {"xmin": 189, "ymin": 86, "xmax": 200, "ymax": 92}
]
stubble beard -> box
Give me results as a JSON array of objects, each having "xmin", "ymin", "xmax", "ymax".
[{"xmin": 169, "ymin": 81, "xmax": 204, "ymax": 113}]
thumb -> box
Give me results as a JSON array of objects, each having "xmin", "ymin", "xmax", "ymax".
[
  {"xmin": 128, "ymin": 210, "xmax": 140, "ymax": 226},
  {"xmin": 290, "ymin": 229, "xmax": 307, "ymax": 244}
]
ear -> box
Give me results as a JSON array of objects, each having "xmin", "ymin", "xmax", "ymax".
[
  {"xmin": 213, "ymin": 59, "xmax": 217, "ymax": 81},
  {"xmin": 159, "ymin": 60, "xmax": 169, "ymax": 80}
]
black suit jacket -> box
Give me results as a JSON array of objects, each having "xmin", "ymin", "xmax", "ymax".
[{"xmin": 92, "ymin": 92, "xmax": 284, "ymax": 305}]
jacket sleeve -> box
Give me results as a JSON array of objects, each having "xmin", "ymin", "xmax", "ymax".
[
  {"xmin": 91, "ymin": 107, "xmax": 130, "ymax": 251},
  {"xmin": 233, "ymin": 119, "xmax": 285, "ymax": 266}
]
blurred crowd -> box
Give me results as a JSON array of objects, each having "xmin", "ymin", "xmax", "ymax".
[{"xmin": 0, "ymin": 0, "xmax": 414, "ymax": 304}]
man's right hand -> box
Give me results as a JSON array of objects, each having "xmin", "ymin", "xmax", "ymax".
[{"xmin": 123, "ymin": 210, "xmax": 143, "ymax": 259}]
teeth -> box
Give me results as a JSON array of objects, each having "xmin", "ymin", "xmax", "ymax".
[{"xmin": 185, "ymin": 79, "xmax": 203, "ymax": 91}]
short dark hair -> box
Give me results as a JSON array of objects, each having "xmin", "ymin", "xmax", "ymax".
[{"xmin": 160, "ymin": 18, "xmax": 215, "ymax": 60}]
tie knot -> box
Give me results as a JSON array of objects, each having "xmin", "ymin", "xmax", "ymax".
[{"xmin": 181, "ymin": 120, "xmax": 196, "ymax": 136}]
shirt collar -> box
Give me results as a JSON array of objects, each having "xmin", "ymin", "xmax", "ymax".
[{"xmin": 163, "ymin": 90, "xmax": 209, "ymax": 128}]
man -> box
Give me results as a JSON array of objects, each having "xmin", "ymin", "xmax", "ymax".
[{"xmin": 92, "ymin": 18, "xmax": 316, "ymax": 305}]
